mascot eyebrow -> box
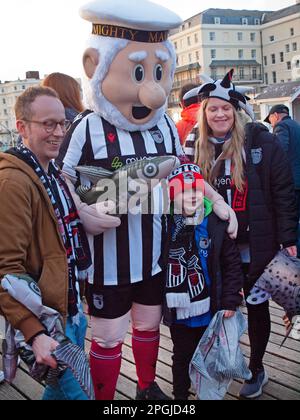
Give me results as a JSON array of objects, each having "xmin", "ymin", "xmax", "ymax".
[
  {"xmin": 156, "ymin": 50, "xmax": 170, "ymax": 62},
  {"xmin": 129, "ymin": 51, "xmax": 148, "ymax": 62}
]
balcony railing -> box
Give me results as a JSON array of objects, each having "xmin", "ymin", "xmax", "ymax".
[{"xmin": 212, "ymin": 74, "xmax": 263, "ymax": 82}]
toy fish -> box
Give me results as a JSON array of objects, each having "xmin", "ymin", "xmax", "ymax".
[{"xmin": 75, "ymin": 155, "xmax": 180, "ymax": 214}]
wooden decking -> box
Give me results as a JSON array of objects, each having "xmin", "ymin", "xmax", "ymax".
[{"xmin": 1, "ymin": 301, "xmax": 300, "ymax": 400}]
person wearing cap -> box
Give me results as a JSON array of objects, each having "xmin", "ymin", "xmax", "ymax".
[
  {"xmin": 176, "ymin": 83, "xmax": 201, "ymax": 146},
  {"xmin": 164, "ymin": 162, "xmax": 243, "ymax": 400},
  {"xmin": 57, "ymin": 0, "xmax": 238, "ymax": 400},
  {"xmin": 190, "ymin": 69, "xmax": 298, "ymax": 399},
  {"xmin": 265, "ymin": 105, "xmax": 300, "ymax": 257}
]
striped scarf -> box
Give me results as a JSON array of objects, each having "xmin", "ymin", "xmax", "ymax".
[{"xmin": 7, "ymin": 145, "xmax": 92, "ymax": 318}]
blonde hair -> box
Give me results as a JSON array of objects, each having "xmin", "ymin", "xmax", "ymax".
[{"xmin": 194, "ymin": 99, "xmax": 246, "ymax": 192}]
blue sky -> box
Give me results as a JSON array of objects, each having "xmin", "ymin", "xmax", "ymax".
[{"xmin": 0, "ymin": 0, "xmax": 295, "ymax": 82}]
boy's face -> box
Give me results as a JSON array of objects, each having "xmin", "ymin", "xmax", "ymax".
[{"xmin": 173, "ymin": 188, "xmax": 204, "ymax": 217}]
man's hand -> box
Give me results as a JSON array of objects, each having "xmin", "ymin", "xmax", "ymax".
[{"xmin": 32, "ymin": 334, "xmax": 59, "ymax": 369}]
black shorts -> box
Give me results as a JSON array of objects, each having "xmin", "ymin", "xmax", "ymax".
[{"xmin": 86, "ymin": 272, "xmax": 165, "ymax": 319}]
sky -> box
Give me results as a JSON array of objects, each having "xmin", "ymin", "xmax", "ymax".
[{"xmin": 0, "ymin": 0, "xmax": 296, "ymax": 82}]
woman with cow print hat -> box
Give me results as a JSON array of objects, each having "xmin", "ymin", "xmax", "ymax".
[{"xmin": 188, "ymin": 69, "xmax": 298, "ymax": 399}]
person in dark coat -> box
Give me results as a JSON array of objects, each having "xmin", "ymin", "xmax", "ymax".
[
  {"xmin": 265, "ymin": 104, "xmax": 300, "ymax": 257},
  {"xmin": 164, "ymin": 163, "xmax": 243, "ymax": 400},
  {"xmin": 191, "ymin": 70, "xmax": 298, "ymax": 399}
]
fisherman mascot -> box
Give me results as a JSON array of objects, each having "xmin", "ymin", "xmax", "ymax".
[{"xmin": 58, "ymin": 0, "xmax": 238, "ymax": 400}]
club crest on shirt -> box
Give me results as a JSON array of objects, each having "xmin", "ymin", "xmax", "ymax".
[
  {"xmin": 251, "ymin": 148, "xmax": 263, "ymax": 165},
  {"xmin": 93, "ymin": 294, "xmax": 104, "ymax": 310},
  {"xmin": 150, "ymin": 129, "xmax": 164, "ymax": 144}
]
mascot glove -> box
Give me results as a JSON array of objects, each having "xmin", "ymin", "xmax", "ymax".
[
  {"xmin": 213, "ymin": 198, "xmax": 238, "ymax": 239},
  {"xmin": 77, "ymin": 201, "xmax": 121, "ymax": 235}
]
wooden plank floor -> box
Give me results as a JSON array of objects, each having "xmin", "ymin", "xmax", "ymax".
[{"xmin": 1, "ymin": 301, "xmax": 299, "ymax": 400}]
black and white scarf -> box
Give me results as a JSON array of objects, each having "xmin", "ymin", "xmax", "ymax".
[
  {"xmin": 7, "ymin": 145, "xmax": 92, "ymax": 318},
  {"xmin": 166, "ymin": 215, "xmax": 210, "ymax": 320}
]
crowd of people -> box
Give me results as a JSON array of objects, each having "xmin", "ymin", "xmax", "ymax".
[{"xmin": 0, "ymin": 0, "xmax": 300, "ymax": 401}]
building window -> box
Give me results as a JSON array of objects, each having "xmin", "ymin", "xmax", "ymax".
[
  {"xmin": 174, "ymin": 42, "xmax": 177, "ymax": 50},
  {"xmin": 251, "ymin": 49, "xmax": 256, "ymax": 59},
  {"xmin": 22, "ymin": 85, "xmax": 25, "ymax": 90},
  {"xmin": 238, "ymin": 49, "xmax": 244, "ymax": 59},
  {"xmin": 252, "ymin": 67, "xmax": 257, "ymax": 79},
  {"xmin": 270, "ymin": 35, "xmax": 275, "ymax": 42},
  {"xmin": 2, "ymin": 98, "xmax": 6, "ymax": 104},
  {"xmin": 239, "ymin": 67, "xmax": 245, "ymax": 79},
  {"xmin": 181, "ymin": 24, "xmax": 185, "ymax": 31},
  {"xmin": 194, "ymin": 33, "xmax": 198, "ymax": 43},
  {"xmin": 209, "ymin": 32, "xmax": 216, "ymax": 41},
  {"xmin": 293, "ymin": 42, "xmax": 297, "ymax": 51},
  {"xmin": 4, "ymin": 109, "xmax": 8, "ymax": 115},
  {"xmin": 291, "ymin": 28, "xmax": 294, "ymax": 36},
  {"xmin": 237, "ymin": 32, "xmax": 243, "ymax": 41},
  {"xmin": 180, "ymin": 39, "xmax": 184, "ymax": 48},
  {"xmin": 14, "ymin": 86, "xmax": 17, "ymax": 91},
  {"xmin": 286, "ymin": 44, "xmax": 290, "ymax": 53},
  {"xmin": 287, "ymin": 61, "xmax": 291, "ymax": 70},
  {"xmin": 188, "ymin": 22, "xmax": 192, "ymax": 28},
  {"xmin": 264, "ymin": 56, "xmax": 267, "ymax": 66},
  {"xmin": 214, "ymin": 17, "xmax": 221, "ymax": 24},
  {"xmin": 187, "ymin": 36, "xmax": 191, "ymax": 46},
  {"xmin": 296, "ymin": 60, "xmax": 300, "ymax": 68},
  {"xmin": 272, "ymin": 71, "xmax": 277, "ymax": 83},
  {"xmin": 254, "ymin": 18, "xmax": 260, "ymax": 25},
  {"xmin": 280, "ymin": 52, "xmax": 284, "ymax": 62},
  {"xmin": 265, "ymin": 73, "xmax": 268, "ymax": 84},
  {"xmin": 242, "ymin": 18, "xmax": 248, "ymax": 25},
  {"xmin": 250, "ymin": 33, "xmax": 256, "ymax": 42},
  {"xmin": 211, "ymin": 49, "xmax": 216, "ymax": 59},
  {"xmin": 196, "ymin": 51, "xmax": 200, "ymax": 61},
  {"xmin": 188, "ymin": 53, "xmax": 192, "ymax": 63},
  {"xmin": 271, "ymin": 54, "xmax": 276, "ymax": 64}
]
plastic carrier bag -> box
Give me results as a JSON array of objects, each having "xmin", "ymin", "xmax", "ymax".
[{"xmin": 189, "ymin": 310, "xmax": 252, "ymax": 400}]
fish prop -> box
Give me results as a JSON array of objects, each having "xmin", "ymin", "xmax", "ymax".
[{"xmin": 75, "ymin": 155, "xmax": 180, "ymax": 214}]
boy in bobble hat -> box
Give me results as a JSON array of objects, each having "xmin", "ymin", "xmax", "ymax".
[
  {"xmin": 58, "ymin": 0, "xmax": 238, "ymax": 400},
  {"xmin": 165, "ymin": 162, "xmax": 244, "ymax": 400}
]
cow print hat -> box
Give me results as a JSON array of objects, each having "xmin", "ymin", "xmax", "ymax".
[{"xmin": 183, "ymin": 69, "xmax": 255, "ymax": 120}]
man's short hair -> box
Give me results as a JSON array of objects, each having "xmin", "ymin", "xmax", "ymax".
[
  {"xmin": 15, "ymin": 86, "xmax": 59, "ymax": 121},
  {"xmin": 179, "ymin": 83, "xmax": 199, "ymax": 108}
]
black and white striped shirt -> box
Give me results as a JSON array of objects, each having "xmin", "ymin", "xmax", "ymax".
[
  {"xmin": 183, "ymin": 123, "xmax": 198, "ymax": 163},
  {"xmin": 58, "ymin": 111, "xmax": 183, "ymax": 287}
]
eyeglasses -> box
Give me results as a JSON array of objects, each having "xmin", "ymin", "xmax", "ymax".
[{"xmin": 24, "ymin": 119, "xmax": 72, "ymax": 133}]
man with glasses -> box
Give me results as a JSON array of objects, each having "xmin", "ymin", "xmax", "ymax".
[{"xmin": 0, "ymin": 86, "xmax": 92, "ymax": 399}]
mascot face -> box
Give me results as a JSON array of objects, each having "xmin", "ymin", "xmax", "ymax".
[{"xmin": 101, "ymin": 41, "xmax": 173, "ymax": 126}]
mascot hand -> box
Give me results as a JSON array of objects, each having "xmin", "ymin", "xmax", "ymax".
[
  {"xmin": 204, "ymin": 183, "xmax": 238, "ymax": 239},
  {"xmin": 213, "ymin": 199, "xmax": 238, "ymax": 239},
  {"xmin": 78, "ymin": 201, "xmax": 121, "ymax": 235}
]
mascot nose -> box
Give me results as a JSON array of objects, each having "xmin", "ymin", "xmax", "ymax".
[{"xmin": 138, "ymin": 82, "xmax": 167, "ymax": 110}]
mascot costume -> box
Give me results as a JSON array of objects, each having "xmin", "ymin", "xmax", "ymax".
[{"xmin": 58, "ymin": 0, "xmax": 238, "ymax": 400}]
